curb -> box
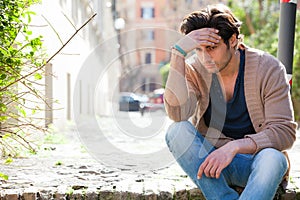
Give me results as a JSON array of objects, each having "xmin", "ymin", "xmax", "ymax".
[
  {"xmin": 1, "ymin": 188, "xmax": 299, "ymax": 200},
  {"xmin": 1, "ymin": 188, "xmax": 202, "ymax": 200}
]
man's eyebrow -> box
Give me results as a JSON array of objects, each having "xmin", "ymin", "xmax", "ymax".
[
  {"xmin": 205, "ymin": 46, "xmax": 212, "ymax": 48},
  {"xmin": 205, "ymin": 44, "xmax": 218, "ymax": 48}
]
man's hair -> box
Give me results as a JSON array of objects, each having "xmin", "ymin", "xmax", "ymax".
[{"xmin": 179, "ymin": 4, "xmax": 242, "ymax": 48}]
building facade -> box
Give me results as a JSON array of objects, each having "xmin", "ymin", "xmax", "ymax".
[
  {"xmin": 115, "ymin": 0, "xmax": 227, "ymax": 94},
  {"xmin": 31, "ymin": 0, "xmax": 120, "ymax": 127}
]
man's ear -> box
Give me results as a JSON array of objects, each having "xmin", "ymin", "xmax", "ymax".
[{"xmin": 230, "ymin": 34, "xmax": 238, "ymax": 48}]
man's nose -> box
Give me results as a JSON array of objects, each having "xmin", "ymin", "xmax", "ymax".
[{"xmin": 200, "ymin": 50, "xmax": 213, "ymax": 63}]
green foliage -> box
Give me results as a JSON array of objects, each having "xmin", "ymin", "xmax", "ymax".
[
  {"xmin": 43, "ymin": 132, "xmax": 66, "ymax": 144},
  {"xmin": 292, "ymin": 12, "xmax": 300, "ymax": 95},
  {"xmin": 0, "ymin": 0, "xmax": 46, "ymax": 158},
  {"xmin": 4, "ymin": 156, "xmax": 13, "ymax": 164},
  {"xmin": 230, "ymin": 0, "xmax": 280, "ymax": 56},
  {"xmin": 231, "ymin": 1, "xmax": 300, "ymax": 121},
  {"xmin": 292, "ymin": 11, "xmax": 300, "ymax": 121},
  {"xmin": 55, "ymin": 160, "xmax": 63, "ymax": 166},
  {"xmin": 0, "ymin": 172, "xmax": 8, "ymax": 180},
  {"xmin": 159, "ymin": 62, "xmax": 170, "ymax": 88}
]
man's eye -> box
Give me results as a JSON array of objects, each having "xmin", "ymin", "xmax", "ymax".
[{"xmin": 206, "ymin": 46, "xmax": 216, "ymax": 51}]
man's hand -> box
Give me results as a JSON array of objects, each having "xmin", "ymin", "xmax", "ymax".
[
  {"xmin": 197, "ymin": 143, "xmax": 236, "ymax": 179},
  {"xmin": 197, "ymin": 138, "xmax": 257, "ymax": 179},
  {"xmin": 176, "ymin": 28, "xmax": 221, "ymax": 53}
]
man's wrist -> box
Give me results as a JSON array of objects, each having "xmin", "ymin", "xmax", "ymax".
[
  {"xmin": 230, "ymin": 138, "xmax": 257, "ymax": 154},
  {"xmin": 172, "ymin": 44, "xmax": 187, "ymax": 57}
]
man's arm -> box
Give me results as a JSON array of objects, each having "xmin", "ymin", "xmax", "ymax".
[
  {"xmin": 197, "ymin": 138, "xmax": 256, "ymax": 179},
  {"xmin": 164, "ymin": 28, "xmax": 221, "ymax": 121},
  {"xmin": 164, "ymin": 49, "xmax": 187, "ymax": 106}
]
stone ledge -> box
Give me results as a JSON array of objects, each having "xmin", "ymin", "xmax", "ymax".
[
  {"xmin": 0, "ymin": 188, "xmax": 299, "ymax": 200},
  {"xmin": 0, "ymin": 188, "xmax": 201, "ymax": 200}
]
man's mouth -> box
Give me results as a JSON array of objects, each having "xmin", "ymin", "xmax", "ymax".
[{"xmin": 204, "ymin": 63, "xmax": 216, "ymax": 67}]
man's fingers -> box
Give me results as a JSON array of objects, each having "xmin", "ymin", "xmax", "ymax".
[
  {"xmin": 209, "ymin": 165, "xmax": 218, "ymax": 178},
  {"xmin": 189, "ymin": 29, "xmax": 221, "ymax": 41},
  {"xmin": 197, "ymin": 34, "xmax": 220, "ymax": 42},
  {"xmin": 204, "ymin": 165, "xmax": 212, "ymax": 178},
  {"xmin": 193, "ymin": 34, "xmax": 220, "ymax": 47},
  {"xmin": 215, "ymin": 167, "xmax": 223, "ymax": 179},
  {"xmin": 197, "ymin": 161, "xmax": 207, "ymax": 179},
  {"xmin": 203, "ymin": 27, "xmax": 219, "ymax": 33}
]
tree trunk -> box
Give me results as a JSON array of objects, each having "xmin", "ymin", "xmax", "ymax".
[{"xmin": 245, "ymin": 12, "xmax": 256, "ymax": 35}]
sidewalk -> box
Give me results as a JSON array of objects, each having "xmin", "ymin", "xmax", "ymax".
[{"xmin": 0, "ymin": 112, "xmax": 299, "ymax": 199}]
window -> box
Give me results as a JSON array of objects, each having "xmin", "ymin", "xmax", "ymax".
[
  {"xmin": 145, "ymin": 53, "xmax": 152, "ymax": 64},
  {"xmin": 142, "ymin": 77, "xmax": 156, "ymax": 92},
  {"xmin": 141, "ymin": 7, "xmax": 155, "ymax": 19},
  {"xmin": 142, "ymin": 30, "xmax": 155, "ymax": 41}
]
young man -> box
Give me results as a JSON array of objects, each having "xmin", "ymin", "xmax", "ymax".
[{"xmin": 164, "ymin": 4, "xmax": 297, "ymax": 200}]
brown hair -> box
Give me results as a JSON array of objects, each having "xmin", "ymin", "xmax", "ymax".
[{"xmin": 180, "ymin": 4, "xmax": 242, "ymax": 48}]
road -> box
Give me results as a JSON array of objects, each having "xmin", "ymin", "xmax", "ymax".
[{"xmin": 0, "ymin": 110, "xmax": 299, "ymax": 197}]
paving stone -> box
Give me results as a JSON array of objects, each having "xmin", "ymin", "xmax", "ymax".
[
  {"xmin": 280, "ymin": 190, "xmax": 297, "ymax": 200},
  {"xmin": 157, "ymin": 191, "xmax": 173, "ymax": 200},
  {"xmin": 145, "ymin": 193, "xmax": 158, "ymax": 200},
  {"xmin": 68, "ymin": 190, "xmax": 83, "ymax": 200},
  {"xmin": 85, "ymin": 192, "xmax": 99, "ymax": 200},
  {"xmin": 1, "ymin": 189, "xmax": 21, "ymax": 200},
  {"xmin": 53, "ymin": 192, "xmax": 65, "ymax": 200},
  {"xmin": 2, "ymin": 193, "xmax": 19, "ymax": 200},
  {"xmin": 98, "ymin": 191, "xmax": 116, "ymax": 200},
  {"xmin": 21, "ymin": 192, "xmax": 36, "ymax": 200},
  {"xmin": 21, "ymin": 187, "xmax": 38, "ymax": 200},
  {"xmin": 174, "ymin": 189, "xmax": 188, "ymax": 200},
  {"xmin": 188, "ymin": 188, "xmax": 205, "ymax": 200},
  {"xmin": 36, "ymin": 190, "xmax": 52, "ymax": 200}
]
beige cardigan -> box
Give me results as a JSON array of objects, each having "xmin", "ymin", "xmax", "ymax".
[{"xmin": 165, "ymin": 46, "xmax": 297, "ymax": 153}]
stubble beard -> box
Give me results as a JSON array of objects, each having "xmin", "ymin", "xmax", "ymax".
[{"xmin": 217, "ymin": 51, "xmax": 233, "ymax": 73}]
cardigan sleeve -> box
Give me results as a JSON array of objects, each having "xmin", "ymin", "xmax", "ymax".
[
  {"xmin": 245, "ymin": 53, "xmax": 297, "ymax": 153},
  {"xmin": 164, "ymin": 62, "xmax": 201, "ymax": 122}
]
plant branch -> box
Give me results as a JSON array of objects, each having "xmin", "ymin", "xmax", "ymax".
[
  {"xmin": 41, "ymin": 14, "xmax": 64, "ymax": 45},
  {"xmin": 0, "ymin": 13, "xmax": 97, "ymax": 92}
]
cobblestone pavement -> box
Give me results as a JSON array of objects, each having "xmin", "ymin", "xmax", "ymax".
[{"xmin": 0, "ymin": 111, "xmax": 299, "ymax": 199}]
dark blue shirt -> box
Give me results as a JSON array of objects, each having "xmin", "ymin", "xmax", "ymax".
[{"xmin": 203, "ymin": 50, "xmax": 255, "ymax": 139}]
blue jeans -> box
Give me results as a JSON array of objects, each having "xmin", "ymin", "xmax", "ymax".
[{"xmin": 165, "ymin": 121, "xmax": 288, "ymax": 200}]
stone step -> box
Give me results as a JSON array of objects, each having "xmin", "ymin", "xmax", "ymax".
[{"xmin": 0, "ymin": 188, "xmax": 299, "ymax": 200}]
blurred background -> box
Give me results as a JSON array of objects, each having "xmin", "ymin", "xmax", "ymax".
[
  {"xmin": 1, "ymin": 0, "xmax": 300, "ymax": 194},
  {"xmin": 1, "ymin": 0, "xmax": 300, "ymax": 156},
  {"xmin": 25, "ymin": 0, "xmax": 300, "ymax": 129}
]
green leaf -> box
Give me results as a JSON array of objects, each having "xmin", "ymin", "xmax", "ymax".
[
  {"xmin": 0, "ymin": 74, "xmax": 7, "ymax": 80},
  {"xmin": 16, "ymin": 106, "xmax": 26, "ymax": 117},
  {"xmin": 55, "ymin": 161, "xmax": 63, "ymax": 166},
  {"xmin": 0, "ymin": 172, "xmax": 9, "ymax": 180},
  {"xmin": 2, "ymin": 133, "xmax": 11, "ymax": 139},
  {"xmin": 4, "ymin": 157, "xmax": 13, "ymax": 164},
  {"xmin": 34, "ymin": 73, "xmax": 42, "ymax": 80},
  {"xmin": 0, "ymin": 102, "xmax": 7, "ymax": 112}
]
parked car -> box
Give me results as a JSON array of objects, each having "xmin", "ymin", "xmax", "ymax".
[
  {"xmin": 141, "ymin": 88, "xmax": 165, "ymax": 113},
  {"xmin": 149, "ymin": 88, "xmax": 164, "ymax": 104},
  {"xmin": 118, "ymin": 92, "xmax": 148, "ymax": 112}
]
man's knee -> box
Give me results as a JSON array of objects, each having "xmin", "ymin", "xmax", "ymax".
[
  {"xmin": 254, "ymin": 148, "xmax": 288, "ymax": 178},
  {"xmin": 165, "ymin": 121, "xmax": 194, "ymax": 142},
  {"xmin": 165, "ymin": 121, "xmax": 197, "ymax": 154},
  {"xmin": 258, "ymin": 148, "xmax": 287, "ymax": 167}
]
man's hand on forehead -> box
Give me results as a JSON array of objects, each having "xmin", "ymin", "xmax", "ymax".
[{"xmin": 175, "ymin": 28, "xmax": 221, "ymax": 54}]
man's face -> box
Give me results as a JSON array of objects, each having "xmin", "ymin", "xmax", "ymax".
[{"xmin": 195, "ymin": 39, "xmax": 233, "ymax": 73}]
